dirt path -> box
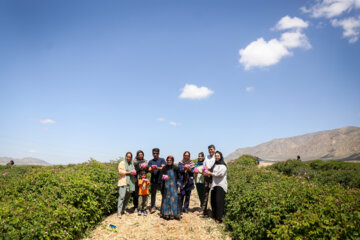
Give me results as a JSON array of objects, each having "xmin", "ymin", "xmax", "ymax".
[{"xmin": 85, "ymin": 186, "xmax": 231, "ymax": 240}]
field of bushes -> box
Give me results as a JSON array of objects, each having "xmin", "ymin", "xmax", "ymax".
[
  {"xmin": 269, "ymin": 159, "xmax": 360, "ymax": 189},
  {"xmin": 225, "ymin": 155, "xmax": 360, "ymax": 239},
  {"xmin": 0, "ymin": 160, "xmax": 119, "ymax": 240},
  {"xmin": 1, "ymin": 156, "xmax": 359, "ymax": 240}
]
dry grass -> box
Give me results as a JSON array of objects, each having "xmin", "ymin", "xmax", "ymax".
[{"xmin": 84, "ymin": 186, "xmax": 231, "ymax": 240}]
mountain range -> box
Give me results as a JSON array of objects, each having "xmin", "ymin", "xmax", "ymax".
[
  {"xmin": 0, "ymin": 157, "xmax": 50, "ymax": 165},
  {"xmin": 225, "ymin": 126, "xmax": 360, "ymax": 162}
]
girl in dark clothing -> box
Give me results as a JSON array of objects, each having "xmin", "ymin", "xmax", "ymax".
[
  {"xmin": 178, "ymin": 151, "xmax": 195, "ymax": 213},
  {"xmin": 132, "ymin": 150, "xmax": 148, "ymax": 211}
]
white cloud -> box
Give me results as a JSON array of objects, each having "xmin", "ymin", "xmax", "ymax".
[
  {"xmin": 301, "ymin": 0, "xmax": 358, "ymax": 18},
  {"xmin": 356, "ymin": 0, "xmax": 360, "ymax": 8},
  {"xmin": 246, "ymin": 86, "xmax": 255, "ymax": 92},
  {"xmin": 301, "ymin": 0, "xmax": 360, "ymax": 42},
  {"xmin": 239, "ymin": 38, "xmax": 291, "ymax": 70},
  {"xmin": 239, "ymin": 16, "xmax": 311, "ymax": 70},
  {"xmin": 280, "ymin": 31, "xmax": 312, "ymax": 49},
  {"xmin": 29, "ymin": 149, "xmax": 37, "ymax": 153},
  {"xmin": 40, "ymin": 119, "xmax": 56, "ymax": 124},
  {"xmin": 332, "ymin": 16, "xmax": 360, "ymax": 42},
  {"xmin": 169, "ymin": 121, "xmax": 179, "ymax": 126},
  {"xmin": 179, "ymin": 84, "xmax": 214, "ymax": 100},
  {"xmin": 275, "ymin": 16, "xmax": 309, "ymax": 30},
  {"xmin": 157, "ymin": 117, "xmax": 165, "ymax": 121}
]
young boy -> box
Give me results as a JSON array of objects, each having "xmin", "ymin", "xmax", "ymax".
[{"xmin": 138, "ymin": 170, "xmax": 150, "ymax": 216}]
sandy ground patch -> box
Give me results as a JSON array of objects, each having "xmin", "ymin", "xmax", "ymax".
[{"xmin": 84, "ymin": 186, "xmax": 230, "ymax": 240}]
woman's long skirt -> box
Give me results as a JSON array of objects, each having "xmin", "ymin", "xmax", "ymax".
[
  {"xmin": 160, "ymin": 169, "xmax": 179, "ymax": 217},
  {"xmin": 210, "ymin": 186, "xmax": 226, "ymax": 221}
]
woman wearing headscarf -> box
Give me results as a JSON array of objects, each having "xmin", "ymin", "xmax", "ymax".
[
  {"xmin": 117, "ymin": 152, "xmax": 137, "ymax": 218},
  {"xmin": 132, "ymin": 150, "xmax": 148, "ymax": 212},
  {"xmin": 160, "ymin": 155, "xmax": 181, "ymax": 220},
  {"xmin": 194, "ymin": 152, "xmax": 205, "ymax": 209},
  {"xmin": 178, "ymin": 151, "xmax": 195, "ymax": 213},
  {"xmin": 204, "ymin": 151, "xmax": 227, "ymax": 223}
]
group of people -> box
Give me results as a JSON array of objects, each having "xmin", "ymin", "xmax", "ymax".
[{"xmin": 117, "ymin": 145, "xmax": 228, "ymax": 223}]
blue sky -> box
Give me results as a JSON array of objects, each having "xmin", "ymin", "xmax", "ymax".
[{"xmin": 1, "ymin": 0, "xmax": 359, "ymax": 164}]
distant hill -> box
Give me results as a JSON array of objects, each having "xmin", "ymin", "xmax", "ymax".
[
  {"xmin": 0, "ymin": 157, "xmax": 50, "ymax": 165},
  {"xmin": 225, "ymin": 126, "xmax": 360, "ymax": 162}
]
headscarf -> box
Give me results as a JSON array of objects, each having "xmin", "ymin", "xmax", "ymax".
[
  {"xmin": 210, "ymin": 151, "xmax": 227, "ymax": 173},
  {"xmin": 180, "ymin": 151, "xmax": 195, "ymax": 187},
  {"xmin": 160, "ymin": 155, "xmax": 180, "ymax": 194},
  {"xmin": 134, "ymin": 150, "xmax": 146, "ymax": 165},
  {"xmin": 162, "ymin": 155, "xmax": 177, "ymax": 173},
  {"xmin": 195, "ymin": 152, "xmax": 205, "ymax": 167},
  {"xmin": 134, "ymin": 150, "xmax": 148, "ymax": 178},
  {"xmin": 123, "ymin": 152, "xmax": 135, "ymax": 192},
  {"xmin": 180, "ymin": 151, "xmax": 195, "ymax": 168}
]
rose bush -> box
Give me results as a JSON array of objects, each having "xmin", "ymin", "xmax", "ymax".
[
  {"xmin": 224, "ymin": 155, "xmax": 360, "ymax": 239},
  {"xmin": 0, "ymin": 159, "xmax": 118, "ymax": 240}
]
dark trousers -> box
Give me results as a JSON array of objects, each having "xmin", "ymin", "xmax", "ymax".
[
  {"xmin": 196, "ymin": 183, "xmax": 205, "ymax": 207},
  {"xmin": 178, "ymin": 190, "xmax": 191, "ymax": 212},
  {"xmin": 211, "ymin": 186, "xmax": 226, "ymax": 221},
  {"xmin": 132, "ymin": 183, "xmax": 139, "ymax": 209},
  {"xmin": 202, "ymin": 176, "xmax": 212, "ymax": 212},
  {"xmin": 138, "ymin": 195, "xmax": 148, "ymax": 211},
  {"xmin": 150, "ymin": 183, "xmax": 161, "ymax": 209}
]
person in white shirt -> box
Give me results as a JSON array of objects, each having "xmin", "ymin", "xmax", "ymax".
[
  {"xmin": 204, "ymin": 151, "xmax": 227, "ymax": 223},
  {"xmin": 201, "ymin": 144, "xmax": 216, "ymax": 216}
]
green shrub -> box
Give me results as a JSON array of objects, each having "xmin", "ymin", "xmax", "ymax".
[
  {"xmin": 0, "ymin": 160, "xmax": 119, "ymax": 240},
  {"xmin": 231, "ymin": 154, "xmax": 258, "ymax": 166},
  {"xmin": 224, "ymin": 159, "xmax": 360, "ymax": 239},
  {"xmin": 270, "ymin": 160, "xmax": 360, "ymax": 188}
]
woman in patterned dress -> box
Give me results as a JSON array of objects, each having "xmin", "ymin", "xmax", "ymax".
[{"xmin": 160, "ymin": 155, "xmax": 181, "ymax": 220}]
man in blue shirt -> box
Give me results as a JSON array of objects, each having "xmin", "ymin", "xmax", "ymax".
[{"xmin": 148, "ymin": 148, "xmax": 166, "ymax": 213}]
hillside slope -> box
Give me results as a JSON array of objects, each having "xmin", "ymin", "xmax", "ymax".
[
  {"xmin": 0, "ymin": 157, "xmax": 50, "ymax": 165},
  {"xmin": 225, "ymin": 126, "xmax": 360, "ymax": 161}
]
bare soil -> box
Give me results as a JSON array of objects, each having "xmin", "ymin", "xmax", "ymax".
[{"xmin": 84, "ymin": 186, "xmax": 231, "ymax": 240}]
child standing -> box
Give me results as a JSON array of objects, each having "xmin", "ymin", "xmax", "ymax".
[{"xmin": 138, "ymin": 171, "xmax": 150, "ymax": 216}]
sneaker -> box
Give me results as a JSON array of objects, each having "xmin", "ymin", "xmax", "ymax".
[
  {"xmin": 150, "ymin": 208, "xmax": 156, "ymax": 214},
  {"xmin": 143, "ymin": 210, "xmax": 147, "ymax": 216},
  {"xmin": 138, "ymin": 210, "xmax": 142, "ymax": 216},
  {"xmin": 117, "ymin": 213, "xmax": 122, "ymax": 219},
  {"xmin": 134, "ymin": 208, "xmax": 138, "ymax": 213}
]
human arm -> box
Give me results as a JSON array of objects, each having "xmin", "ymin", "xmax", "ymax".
[
  {"xmin": 118, "ymin": 161, "xmax": 126, "ymax": 176},
  {"xmin": 157, "ymin": 158, "xmax": 166, "ymax": 171},
  {"xmin": 148, "ymin": 160, "xmax": 156, "ymax": 172},
  {"xmin": 208, "ymin": 165, "xmax": 227, "ymax": 177},
  {"xmin": 139, "ymin": 160, "xmax": 149, "ymax": 171}
]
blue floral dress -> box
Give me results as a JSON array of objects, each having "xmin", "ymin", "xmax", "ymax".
[{"xmin": 160, "ymin": 169, "xmax": 179, "ymax": 217}]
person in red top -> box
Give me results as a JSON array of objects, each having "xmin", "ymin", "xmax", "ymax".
[{"xmin": 138, "ymin": 171, "xmax": 150, "ymax": 216}]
